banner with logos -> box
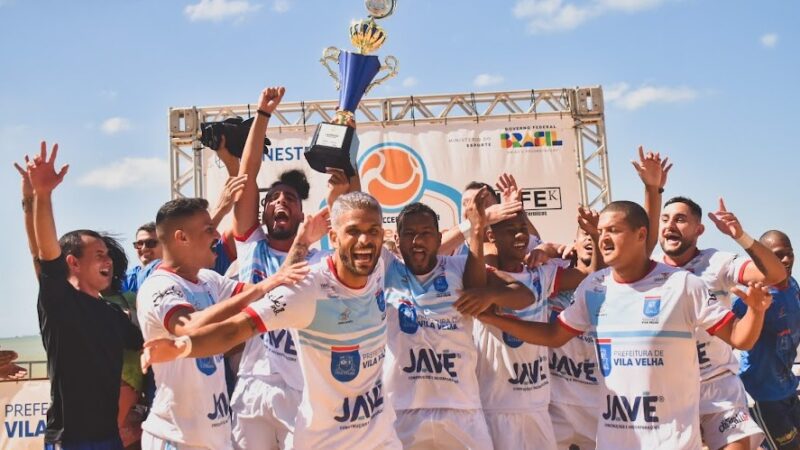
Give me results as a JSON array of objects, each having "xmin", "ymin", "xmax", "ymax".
[
  {"xmin": 204, "ymin": 117, "xmax": 581, "ymax": 245},
  {"xmin": 0, "ymin": 380, "xmax": 49, "ymax": 450}
]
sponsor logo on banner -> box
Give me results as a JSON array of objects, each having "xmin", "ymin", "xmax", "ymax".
[
  {"xmin": 499, "ymin": 125, "xmax": 564, "ymax": 152},
  {"xmin": 358, "ymin": 142, "xmax": 461, "ymax": 214},
  {"xmin": 597, "ymin": 338, "xmax": 612, "ymax": 376},
  {"xmin": 331, "ymin": 345, "xmax": 361, "ymax": 382}
]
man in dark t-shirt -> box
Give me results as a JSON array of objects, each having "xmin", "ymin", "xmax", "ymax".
[{"xmin": 25, "ymin": 142, "xmax": 143, "ymax": 449}]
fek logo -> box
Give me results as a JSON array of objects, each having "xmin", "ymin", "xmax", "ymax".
[
  {"xmin": 398, "ymin": 301, "xmax": 419, "ymax": 335},
  {"xmin": 502, "ymin": 331, "xmax": 524, "ymax": 348},
  {"xmin": 196, "ymin": 357, "xmax": 217, "ymax": 376},
  {"xmin": 358, "ymin": 142, "xmax": 461, "ymax": 214},
  {"xmin": 433, "ymin": 275, "xmax": 448, "ymax": 293},
  {"xmin": 331, "ymin": 345, "xmax": 361, "ymax": 382},
  {"xmin": 643, "ymin": 296, "xmax": 661, "ymax": 318},
  {"xmin": 597, "ymin": 338, "xmax": 612, "ymax": 377}
]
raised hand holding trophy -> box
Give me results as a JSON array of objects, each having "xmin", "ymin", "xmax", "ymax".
[{"xmin": 305, "ymin": 0, "xmax": 399, "ymax": 177}]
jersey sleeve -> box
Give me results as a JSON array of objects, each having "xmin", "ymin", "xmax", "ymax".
[
  {"xmin": 557, "ymin": 280, "xmax": 591, "ymax": 335},
  {"xmin": 37, "ymin": 254, "xmax": 71, "ymax": 313},
  {"xmin": 243, "ymin": 278, "xmax": 317, "ymax": 333},
  {"xmin": 686, "ymin": 273, "xmax": 735, "ymax": 335},
  {"xmin": 199, "ymin": 269, "xmax": 245, "ymax": 302},
  {"xmin": 716, "ymin": 251, "xmax": 751, "ymax": 288},
  {"xmin": 136, "ymin": 275, "xmax": 195, "ymax": 337}
]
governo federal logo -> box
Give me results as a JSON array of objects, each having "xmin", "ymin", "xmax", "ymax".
[{"xmin": 358, "ymin": 142, "xmax": 462, "ymax": 214}]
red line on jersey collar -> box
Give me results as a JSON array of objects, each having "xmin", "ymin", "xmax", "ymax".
[{"xmin": 326, "ymin": 256, "xmax": 367, "ymax": 290}]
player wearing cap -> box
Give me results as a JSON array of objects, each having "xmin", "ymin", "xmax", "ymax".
[
  {"xmin": 142, "ymin": 192, "xmax": 401, "ymax": 449},
  {"xmin": 473, "ymin": 201, "xmax": 771, "ymax": 449}
]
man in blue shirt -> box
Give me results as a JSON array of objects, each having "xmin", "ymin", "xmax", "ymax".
[{"xmin": 733, "ymin": 230, "xmax": 800, "ymax": 450}]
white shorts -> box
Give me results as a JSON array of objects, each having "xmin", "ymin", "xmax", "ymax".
[
  {"xmin": 230, "ymin": 374, "xmax": 301, "ymax": 450},
  {"xmin": 141, "ymin": 431, "xmax": 216, "ymax": 450},
  {"xmin": 485, "ymin": 409, "xmax": 556, "ymax": 450},
  {"xmin": 395, "ymin": 408, "xmax": 493, "ymax": 450},
  {"xmin": 700, "ymin": 374, "xmax": 764, "ymax": 450},
  {"xmin": 549, "ymin": 402, "xmax": 598, "ymax": 450}
]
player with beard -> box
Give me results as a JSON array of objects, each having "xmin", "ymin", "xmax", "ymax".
[
  {"xmin": 655, "ymin": 195, "xmax": 785, "ymax": 450},
  {"xmin": 142, "ymin": 192, "xmax": 402, "ymax": 449},
  {"xmin": 383, "ymin": 193, "xmax": 526, "ymax": 448},
  {"xmin": 457, "ymin": 209, "xmax": 598, "ymax": 450},
  {"xmin": 547, "ymin": 227, "xmax": 604, "ymax": 450},
  {"xmin": 228, "ymin": 86, "xmax": 352, "ymax": 449},
  {"xmin": 734, "ymin": 231, "xmax": 800, "ymax": 450},
  {"xmin": 136, "ymin": 198, "xmax": 308, "ymax": 450},
  {"xmin": 473, "ymin": 200, "xmax": 772, "ymax": 449}
]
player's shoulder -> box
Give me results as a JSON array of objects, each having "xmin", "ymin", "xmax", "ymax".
[
  {"xmin": 197, "ymin": 268, "xmax": 226, "ymax": 283},
  {"xmin": 700, "ymin": 248, "xmax": 741, "ymax": 266},
  {"xmin": 137, "ymin": 271, "xmax": 187, "ymax": 307}
]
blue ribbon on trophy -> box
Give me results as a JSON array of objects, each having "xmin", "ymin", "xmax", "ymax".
[{"xmin": 305, "ymin": 0, "xmax": 399, "ymax": 177}]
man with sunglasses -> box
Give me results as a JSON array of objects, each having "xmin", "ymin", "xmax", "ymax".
[{"xmin": 123, "ymin": 222, "xmax": 162, "ymax": 294}]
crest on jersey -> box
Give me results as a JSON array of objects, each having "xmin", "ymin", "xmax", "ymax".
[
  {"xmin": 195, "ymin": 357, "xmax": 218, "ymax": 376},
  {"xmin": 597, "ymin": 338, "xmax": 612, "ymax": 377},
  {"xmin": 433, "ymin": 275, "xmax": 449, "ymax": 293},
  {"xmin": 502, "ymin": 331, "xmax": 524, "ymax": 348},
  {"xmin": 643, "ymin": 296, "xmax": 661, "ymax": 318},
  {"xmin": 398, "ymin": 301, "xmax": 418, "ymax": 334},
  {"xmin": 331, "ymin": 345, "xmax": 360, "ymax": 382},
  {"xmin": 376, "ymin": 289, "xmax": 386, "ymax": 312}
]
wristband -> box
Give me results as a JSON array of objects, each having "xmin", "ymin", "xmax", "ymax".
[
  {"xmin": 735, "ymin": 232, "xmax": 755, "ymax": 250},
  {"xmin": 175, "ymin": 335, "xmax": 193, "ymax": 358},
  {"xmin": 459, "ymin": 220, "xmax": 472, "ymax": 240},
  {"xmin": 257, "ymin": 109, "xmax": 271, "ymax": 119}
]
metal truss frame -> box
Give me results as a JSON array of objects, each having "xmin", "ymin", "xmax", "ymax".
[{"xmin": 169, "ymin": 87, "xmax": 611, "ymax": 207}]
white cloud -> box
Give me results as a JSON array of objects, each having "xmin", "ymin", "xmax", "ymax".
[
  {"xmin": 272, "ymin": 0, "xmax": 290, "ymax": 13},
  {"xmin": 760, "ymin": 33, "xmax": 778, "ymax": 48},
  {"xmin": 184, "ymin": 0, "xmax": 261, "ymax": 22},
  {"xmin": 401, "ymin": 77, "xmax": 418, "ymax": 88},
  {"xmin": 605, "ymin": 83, "xmax": 698, "ymax": 110},
  {"xmin": 474, "ymin": 73, "xmax": 505, "ymax": 88},
  {"xmin": 101, "ymin": 117, "xmax": 131, "ymax": 135},
  {"xmin": 78, "ymin": 158, "xmax": 169, "ymax": 190},
  {"xmin": 513, "ymin": 0, "xmax": 668, "ymax": 33}
]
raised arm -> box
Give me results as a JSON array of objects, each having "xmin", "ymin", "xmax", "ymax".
[
  {"xmin": 15, "ymin": 159, "xmax": 40, "ymax": 275},
  {"xmin": 283, "ymin": 208, "xmax": 330, "ymax": 266},
  {"xmin": 233, "ymin": 86, "xmax": 285, "ymax": 236},
  {"xmin": 463, "ymin": 187, "xmax": 490, "ymax": 289},
  {"xmin": 439, "ymin": 201, "xmax": 522, "ymax": 255},
  {"xmin": 632, "ymin": 146, "xmax": 672, "ymax": 256},
  {"xmin": 211, "ymin": 174, "xmax": 248, "ymax": 230},
  {"xmin": 497, "ymin": 173, "xmax": 540, "ymax": 239},
  {"xmin": 27, "ymin": 142, "xmax": 69, "ymax": 261},
  {"xmin": 708, "ymin": 198, "xmax": 787, "ymax": 286}
]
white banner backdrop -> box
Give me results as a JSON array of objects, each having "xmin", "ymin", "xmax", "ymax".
[
  {"xmin": 0, "ymin": 380, "xmax": 49, "ymax": 450},
  {"xmin": 204, "ymin": 117, "xmax": 581, "ymax": 245}
]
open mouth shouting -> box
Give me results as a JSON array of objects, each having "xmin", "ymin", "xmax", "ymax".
[
  {"xmin": 351, "ymin": 245, "xmax": 377, "ymax": 270},
  {"xmin": 273, "ymin": 208, "xmax": 291, "ymax": 228}
]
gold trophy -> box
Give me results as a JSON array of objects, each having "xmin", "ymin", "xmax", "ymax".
[{"xmin": 305, "ymin": 0, "xmax": 399, "ymax": 177}]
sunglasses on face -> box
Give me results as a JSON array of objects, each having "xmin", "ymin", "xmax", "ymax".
[{"xmin": 133, "ymin": 239, "xmax": 159, "ymax": 250}]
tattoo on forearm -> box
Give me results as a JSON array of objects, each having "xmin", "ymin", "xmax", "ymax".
[
  {"xmin": 22, "ymin": 197, "xmax": 33, "ymax": 213},
  {"xmin": 745, "ymin": 246, "xmax": 769, "ymax": 277},
  {"xmin": 286, "ymin": 242, "xmax": 309, "ymax": 265}
]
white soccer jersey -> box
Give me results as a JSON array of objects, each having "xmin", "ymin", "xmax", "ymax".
[
  {"xmin": 383, "ymin": 254, "xmax": 482, "ymax": 411},
  {"xmin": 474, "ymin": 261, "xmax": 561, "ymax": 412},
  {"xmin": 235, "ymin": 225, "xmax": 324, "ymax": 389},
  {"xmin": 136, "ymin": 267, "xmax": 243, "ymax": 450},
  {"xmin": 548, "ymin": 288, "xmax": 601, "ymax": 408},
  {"xmin": 558, "ymin": 263, "xmax": 734, "ymax": 450},
  {"xmin": 663, "ymin": 249, "xmax": 750, "ymax": 381},
  {"xmin": 245, "ymin": 256, "xmax": 400, "ymax": 449}
]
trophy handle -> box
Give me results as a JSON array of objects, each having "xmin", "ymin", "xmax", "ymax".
[
  {"xmin": 364, "ymin": 55, "xmax": 399, "ymax": 94},
  {"xmin": 320, "ymin": 46, "xmax": 342, "ymax": 91}
]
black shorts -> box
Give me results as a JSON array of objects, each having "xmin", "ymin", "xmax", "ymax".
[{"xmin": 751, "ymin": 395, "xmax": 800, "ymax": 450}]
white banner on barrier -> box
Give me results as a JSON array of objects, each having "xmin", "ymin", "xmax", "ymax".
[
  {"xmin": 1, "ymin": 380, "xmax": 49, "ymax": 450},
  {"xmin": 204, "ymin": 117, "xmax": 581, "ymax": 245}
]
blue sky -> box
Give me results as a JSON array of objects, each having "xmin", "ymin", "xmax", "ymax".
[{"xmin": 1, "ymin": 0, "xmax": 797, "ymax": 337}]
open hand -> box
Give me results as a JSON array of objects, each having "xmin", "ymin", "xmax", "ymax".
[
  {"xmin": 26, "ymin": 141, "xmax": 69, "ymax": 194},
  {"xmin": 731, "ymin": 282, "xmax": 772, "ymax": 314},
  {"xmin": 708, "ymin": 198, "xmax": 743, "ymax": 239}
]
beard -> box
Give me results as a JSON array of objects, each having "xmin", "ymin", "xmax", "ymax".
[
  {"xmin": 339, "ymin": 246, "xmax": 380, "ymax": 277},
  {"xmin": 661, "ymin": 238, "xmax": 694, "ymax": 257},
  {"xmin": 267, "ymin": 221, "xmax": 299, "ymax": 241}
]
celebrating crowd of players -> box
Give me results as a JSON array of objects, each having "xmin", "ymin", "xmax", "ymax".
[{"xmin": 15, "ymin": 85, "xmax": 799, "ymax": 450}]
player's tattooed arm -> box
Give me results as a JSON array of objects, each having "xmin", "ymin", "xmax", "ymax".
[
  {"xmin": 283, "ymin": 208, "xmax": 330, "ymax": 266},
  {"xmin": 708, "ymin": 198, "xmax": 787, "ymax": 286}
]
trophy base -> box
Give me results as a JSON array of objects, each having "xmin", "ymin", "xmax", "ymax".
[{"xmin": 306, "ymin": 122, "xmax": 356, "ymax": 177}]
